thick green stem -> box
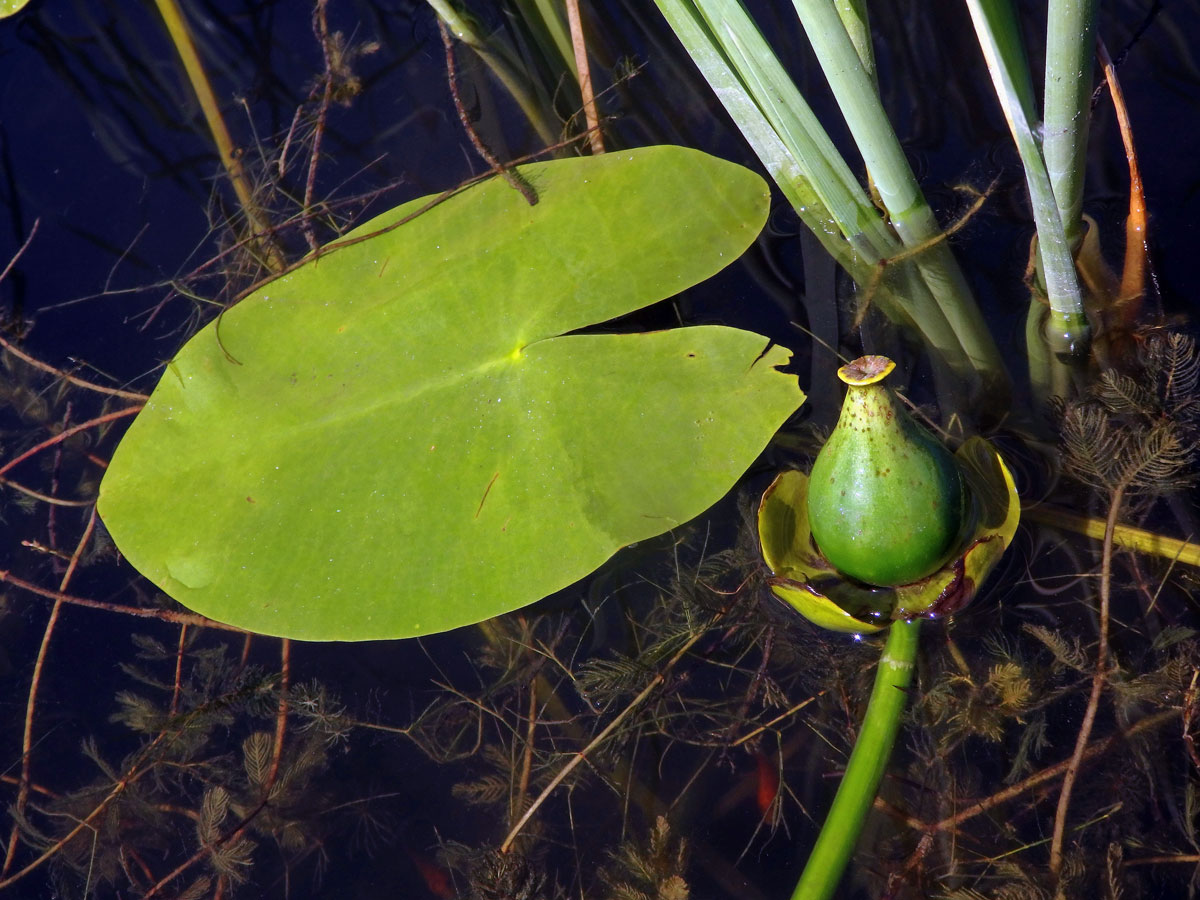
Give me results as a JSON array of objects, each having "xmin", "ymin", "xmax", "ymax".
[
  {"xmin": 965, "ymin": 0, "xmax": 1090, "ymax": 360},
  {"xmin": 1043, "ymin": 0, "xmax": 1097, "ymax": 250},
  {"xmin": 790, "ymin": 618, "xmax": 921, "ymax": 900},
  {"xmin": 833, "ymin": 0, "xmax": 875, "ymax": 82},
  {"xmin": 792, "ymin": 0, "xmax": 1006, "ymax": 400}
]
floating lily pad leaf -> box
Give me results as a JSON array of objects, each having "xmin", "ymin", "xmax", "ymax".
[
  {"xmin": 758, "ymin": 437, "xmax": 1019, "ymax": 633},
  {"xmin": 0, "ymin": 0, "xmax": 33, "ymax": 18},
  {"xmin": 99, "ymin": 146, "xmax": 805, "ymax": 641}
]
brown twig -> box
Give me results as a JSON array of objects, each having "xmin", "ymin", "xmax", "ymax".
[
  {"xmin": 1184, "ymin": 670, "xmax": 1200, "ymax": 772},
  {"xmin": 564, "ymin": 0, "xmax": 604, "ymax": 154},
  {"xmin": 1049, "ymin": 482, "xmax": 1125, "ymax": 879},
  {"xmin": 0, "ymin": 733, "xmax": 170, "ymax": 889},
  {"xmin": 1124, "ymin": 853, "xmax": 1200, "ymax": 866},
  {"xmin": 0, "ymin": 334, "xmax": 149, "ymax": 402},
  {"xmin": 0, "ymin": 407, "xmax": 142, "ymax": 479},
  {"xmin": 438, "ymin": 20, "xmax": 538, "ymax": 206},
  {"xmin": 142, "ymin": 639, "xmax": 292, "ymax": 899},
  {"xmin": 512, "ymin": 678, "xmax": 540, "ymax": 827},
  {"xmin": 0, "ymin": 776, "xmax": 58, "ymax": 800},
  {"xmin": 237, "ymin": 633, "xmax": 254, "ymax": 673},
  {"xmin": 265, "ymin": 638, "xmax": 291, "ymax": 791},
  {"xmin": 912, "ymin": 708, "xmax": 1178, "ymax": 835},
  {"xmin": 729, "ymin": 690, "xmax": 827, "ymax": 749},
  {"xmin": 851, "ymin": 177, "xmax": 997, "ymax": 332},
  {"xmin": 170, "ymin": 625, "xmax": 188, "ymax": 718},
  {"xmin": 5, "ymin": 480, "xmax": 96, "ymax": 507},
  {"xmin": 4, "ymin": 509, "xmax": 100, "ymax": 878},
  {"xmin": 45, "ymin": 402, "xmax": 70, "ymax": 571},
  {"xmin": 154, "ymin": 131, "xmax": 588, "ymax": 331},
  {"xmin": 0, "ymin": 216, "xmax": 39, "ymax": 287},
  {"xmin": 499, "ymin": 611, "xmax": 723, "ymax": 852},
  {"xmin": 724, "ymin": 624, "xmax": 774, "ymax": 748},
  {"xmin": 303, "ymin": 0, "xmax": 335, "ymax": 252},
  {"xmin": 0, "ymin": 569, "xmax": 248, "ymax": 632}
]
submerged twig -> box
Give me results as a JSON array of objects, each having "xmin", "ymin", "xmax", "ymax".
[
  {"xmin": 1049, "ymin": 481, "xmax": 1125, "ymax": 881},
  {"xmin": 499, "ymin": 610, "xmax": 722, "ymax": 852},
  {"xmin": 303, "ymin": 0, "xmax": 336, "ymax": 252},
  {"xmin": 0, "ymin": 570, "xmax": 247, "ymax": 633},
  {"xmin": 150, "ymin": 0, "xmax": 283, "ymax": 270},
  {"xmin": 512, "ymin": 679, "xmax": 539, "ymax": 827},
  {"xmin": 565, "ymin": 0, "xmax": 604, "ymax": 154},
  {"xmin": 4, "ymin": 508, "xmax": 98, "ymax": 877},
  {"xmin": 0, "ymin": 732, "xmax": 171, "ymax": 890},
  {"xmin": 0, "ymin": 216, "xmax": 39, "ymax": 302},
  {"xmin": 438, "ymin": 20, "xmax": 538, "ymax": 206},
  {"xmin": 0, "ymin": 334, "xmax": 149, "ymax": 402},
  {"xmin": 0, "ymin": 407, "xmax": 142, "ymax": 479},
  {"xmin": 877, "ymin": 708, "xmax": 1180, "ymax": 836},
  {"xmin": 141, "ymin": 639, "xmax": 292, "ymax": 899}
]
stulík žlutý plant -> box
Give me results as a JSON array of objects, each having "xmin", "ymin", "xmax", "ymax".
[
  {"xmin": 4, "ymin": 2, "xmax": 1200, "ymax": 898},
  {"xmin": 759, "ymin": 356, "xmax": 1019, "ymax": 899}
]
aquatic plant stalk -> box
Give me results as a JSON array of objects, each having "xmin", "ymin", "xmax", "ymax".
[
  {"xmin": 1025, "ymin": 505, "xmax": 1200, "ymax": 569},
  {"xmin": 565, "ymin": 0, "xmax": 605, "ymax": 153},
  {"xmin": 512, "ymin": 0, "xmax": 576, "ymax": 78},
  {"xmin": 654, "ymin": 0, "xmax": 880, "ymax": 268},
  {"xmin": 964, "ymin": 0, "xmax": 1090, "ymax": 361},
  {"xmin": 792, "ymin": 0, "xmax": 1006, "ymax": 395},
  {"xmin": 833, "ymin": 0, "xmax": 874, "ymax": 81},
  {"xmin": 1048, "ymin": 481, "xmax": 1121, "ymax": 879},
  {"xmin": 1043, "ymin": 0, "xmax": 1097, "ymax": 250},
  {"xmin": 655, "ymin": 0, "xmax": 989, "ymax": 399},
  {"xmin": 790, "ymin": 619, "xmax": 920, "ymax": 900},
  {"xmin": 425, "ymin": 0, "xmax": 560, "ymax": 146},
  {"xmin": 151, "ymin": 0, "xmax": 281, "ymax": 269}
]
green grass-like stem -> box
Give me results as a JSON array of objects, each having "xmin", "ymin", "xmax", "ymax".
[
  {"xmin": 152, "ymin": 0, "xmax": 280, "ymax": 269},
  {"xmin": 791, "ymin": 0, "xmax": 932, "ymax": 240},
  {"xmin": 667, "ymin": 0, "xmax": 891, "ymax": 263},
  {"xmin": 790, "ymin": 618, "xmax": 921, "ymax": 900},
  {"xmin": 512, "ymin": 0, "xmax": 576, "ymax": 79},
  {"xmin": 1044, "ymin": 0, "xmax": 1098, "ymax": 249},
  {"xmin": 965, "ymin": 0, "xmax": 1090, "ymax": 358},
  {"xmin": 655, "ymin": 0, "xmax": 1006, "ymax": 404},
  {"xmin": 425, "ymin": 0, "xmax": 560, "ymax": 146},
  {"xmin": 791, "ymin": 0, "xmax": 1006, "ymax": 396},
  {"xmin": 834, "ymin": 0, "xmax": 875, "ymax": 80}
]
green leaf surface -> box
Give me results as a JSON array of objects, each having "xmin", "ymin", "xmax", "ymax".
[
  {"xmin": 99, "ymin": 146, "xmax": 804, "ymax": 640},
  {"xmin": 0, "ymin": 0, "xmax": 32, "ymax": 17}
]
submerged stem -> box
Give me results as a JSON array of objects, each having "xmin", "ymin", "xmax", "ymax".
[
  {"xmin": 790, "ymin": 618, "xmax": 921, "ymax": 900},
  {"xmin": 151, "ymin": 0, "xmax": 283, "ymax": 271},
  {"xmin": 1049, "ymin": 480, "xmax": 1124, "ymax": 883}
]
